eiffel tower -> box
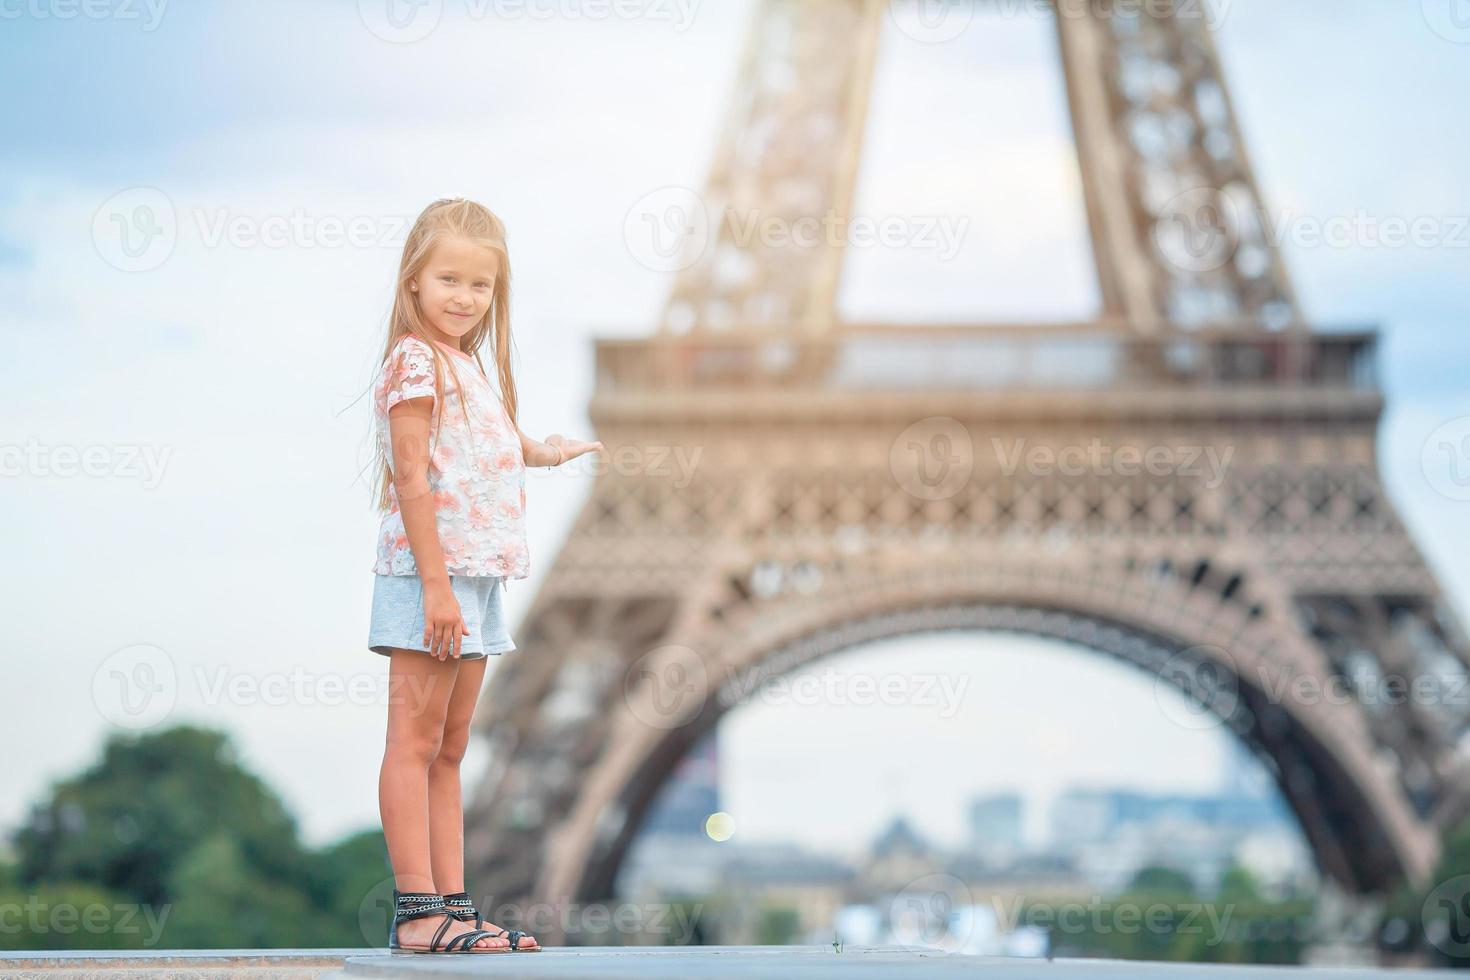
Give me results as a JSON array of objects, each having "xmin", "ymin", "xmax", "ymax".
[{"xmin": 465, "ymin": 0, "xmax": 1470, "ymax": 938}]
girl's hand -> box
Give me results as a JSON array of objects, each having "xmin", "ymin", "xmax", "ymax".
[
  {"xmin": 422, "ymin": 581, "xmax": 470, "ymax": 660},
  {"xmin": 545, "ymin": 434, "xmax": 604, "ymax": 465}
]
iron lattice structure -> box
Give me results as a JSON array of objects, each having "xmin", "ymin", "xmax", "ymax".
[{"xmin": 464, "ymin": 0, "xmax": 1470, "ymax": 938}]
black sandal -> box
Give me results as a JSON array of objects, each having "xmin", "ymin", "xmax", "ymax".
[
  {"xmin": 387, "ymin": 890, "xmax": 510, "ymax": 953},
  {"xmin": 444, "ymin": 890, "xmax": 542, "ymax": 951}
]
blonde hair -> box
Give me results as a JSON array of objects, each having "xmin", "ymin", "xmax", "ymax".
[{"xmin": 371, "ymin": 197, "xmax": 519, "ymax": 512}]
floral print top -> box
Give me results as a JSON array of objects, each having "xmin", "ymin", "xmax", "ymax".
[{"xmin": 372, "ymin": 334, "xmax": 529, "ymax": 583}]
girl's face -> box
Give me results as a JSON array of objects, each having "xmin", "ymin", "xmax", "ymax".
[{"xmin": 410, "ymin": 236, "xmax": 501, "ymax": 344}]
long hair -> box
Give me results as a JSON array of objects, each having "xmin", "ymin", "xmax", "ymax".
[{"xmin": 372, "ymin": 197, "xmax": 518, "ymax": 512}]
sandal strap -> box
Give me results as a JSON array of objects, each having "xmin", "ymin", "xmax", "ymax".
[
  {"xmin": 486, "ymin": 926, "xmax": 532, "ymax": 949},
  {"xmin": 442, "ymin": 928, "xmax": 498, "ymax": 952},
  {"xmin": 392, "ymin": 890, "xmax": 449, "ymax": 922},
  {"xmin": 430, "ymin": 913, "xmax": 456, "ymax": 951},
  {"xmin": 444, "ymin": 892, "xmax": 485, "ymax": 929},
  {"xmin": 442, "ymin": 892, "xmax": 478, "ymax": 918}
]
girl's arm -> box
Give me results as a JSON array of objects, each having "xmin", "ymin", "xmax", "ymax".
[
  {"xmin": 518, "ymin": 425, "xmax": 604, "ymax": 468},
  {"xmin": 388, "ymin": 396, "xmax": 467, "ymax": 658}
]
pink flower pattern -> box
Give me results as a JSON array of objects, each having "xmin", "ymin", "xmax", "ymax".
[{"xmin": 371, "ymin": 335, "xmax": 530, "ymax": 581}]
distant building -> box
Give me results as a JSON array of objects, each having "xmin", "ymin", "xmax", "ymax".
[
  {"xmin": 1048, "ymin": 785, "xmax": 1290, "ymax": 848},
  {"xmin": 616, "ymin": 830, "xmax": 729, "ymax": 900},
  {"xmin": 614, "ymin": 731, "xmax": 725, "ymax": 901},
  {"xmin": 1047, "ymin": 780, "xmax": 1309, "ymax": 895},
  {"xmin": 723, "ymin": 845, "xmax": 857, "ymax": 944},
  {"xmin": 1049, "ymin": 789, "xmax": 1115, "ymax": 845},
  {"xmin": 639, "ymin": 730, "xmax": 720, "ymax": 837},
  {"xmin": 861, "ymin": 815, "xmax": 934, "ymax": 892},
  {"xmin": 967, "ymin": 792, "xmax": 1024, "ymax": 867}
]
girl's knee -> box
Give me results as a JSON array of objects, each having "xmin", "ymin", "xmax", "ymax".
[
  {"xmin": 433, "ymin": 728, "xmax": 471, "ymax": 766},
  {"xmin": 386, "ymin": 728, "xmax": 443, "ymax": 766}
]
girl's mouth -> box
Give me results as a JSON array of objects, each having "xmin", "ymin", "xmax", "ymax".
[{"xmin": 448, "ymin": 311, "xmax": 472, "ymax": 319}]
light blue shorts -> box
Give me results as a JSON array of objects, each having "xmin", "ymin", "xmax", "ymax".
[{"xmin": 368, "ymin": 574, "xmax": 516, "ymax": 659}]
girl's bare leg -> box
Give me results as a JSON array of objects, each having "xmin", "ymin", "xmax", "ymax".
[
  {"xmin": 379, "ymin": 649, "xmax": 498, "ymax": 950},
  {"xmin": 428, "ymin": 654, "xmax": 535, "ymax": 949},
  {"xmin": 428, "ymin": 653, "xmax": 485, "ymax": 891}
]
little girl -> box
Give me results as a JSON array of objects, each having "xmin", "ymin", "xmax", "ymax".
[{"xmin": 366, "ymin": 198, "xmax": 602, "ymax": 954}]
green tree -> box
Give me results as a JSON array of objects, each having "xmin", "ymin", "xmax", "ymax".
[
  {"xmin": 8, "ymin": 724, "xmax": 411, "ymax": 949},
  {"xmin": 303, "ymin": 829, "xmax": 392, "ymax": 947},
  {"xmin": 14, "ymin": 726, "xmax": 306, "ymax": 908},
  {"xmin": 756, "ymin": 905, "xmax": 801, "ymax": 945},
  {"xmin": 1218, "ymin": 865, "xmax": 1263, "ymax": 902},
  {"xmin": 1031, "ymin": 862, "xmax": 1311, "ymax": 965},
  {"xmin": 159, "ymin": 835, "xmax": 324, "ymax": 948},
  {"xmin": 1389, "ymin": 813, "xmax": 1470, "ymax": 967},
  {"xmin": 0, "ymin": 881, "xmax": 153, "ymax": 951},
  {"xmin": 1129, "ymin": 865, "xmax": 1197, "ymax": 897}
]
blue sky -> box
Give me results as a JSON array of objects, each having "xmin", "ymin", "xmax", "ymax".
[{"xmin": 1, "ymin": 0, "xmax": 1467, "ymax": 856}]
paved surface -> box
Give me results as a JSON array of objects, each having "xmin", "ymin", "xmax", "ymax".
[
  {"xmin": 0, "ymin": 947, "xmax": 1457, "ymax": 979},
  {"xmin": 330, "ymin": 946, "xmax": 1461, "ymax": 979},
  {"xmin": 0, "ymin": 948, "xmax": 355, "ymax": 978}
]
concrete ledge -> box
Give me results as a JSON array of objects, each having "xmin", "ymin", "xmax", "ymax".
[
  {"xmin": 0, "ymin": 947, "xmax": 1460, "ymax": 979},
  {"xmin": 333, "ymin": 946, "xmax": 1462, "ymax": 979},
  {"xmin": 0, "ymin": 947, "xmax": 360, "ymax": 979}
]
